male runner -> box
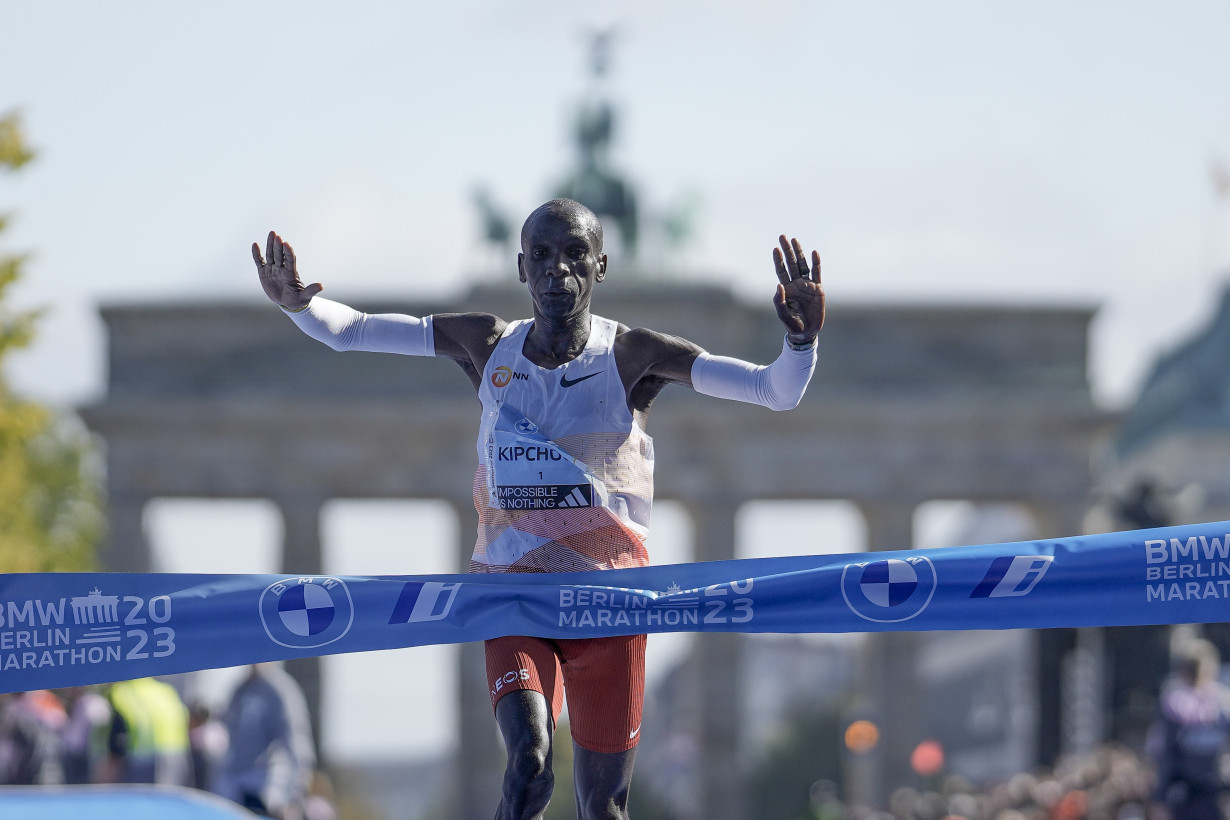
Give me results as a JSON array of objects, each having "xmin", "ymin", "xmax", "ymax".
[{"xmin": 253, "ymin": 198, "xmax": 825, "ymax": 820}]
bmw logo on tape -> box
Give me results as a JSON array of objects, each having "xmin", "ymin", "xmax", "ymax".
[
  {"xmin": 840, "ymin": 557, "xmax": 937, "ymax": 623},
  {"xmin": 259, "ymin": 576, "xmax": 355, "ymax": 649}
]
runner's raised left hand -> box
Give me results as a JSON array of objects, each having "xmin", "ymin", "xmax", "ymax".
[{"xmin": 772, "ymin": 235, "xmax": 825, "ymax": 342}]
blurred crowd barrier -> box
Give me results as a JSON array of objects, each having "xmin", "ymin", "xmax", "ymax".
[
  {"xmin": 830, "ymin": 746, "xmax": 1160, "ymax": 820},
  {"xmin": 0, "ymin": 669, "xmax": 337, "ymax": 820},
  {"xmin": 3, "ymin": 676, "xmax": 1226, "ymax": 820}
]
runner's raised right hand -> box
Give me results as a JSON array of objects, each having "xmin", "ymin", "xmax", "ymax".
[{"xmin": 253, "ymin": 230, "xmax": 322, "ymax": 311}]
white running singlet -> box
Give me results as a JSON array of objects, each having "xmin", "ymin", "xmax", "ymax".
[{"xmin": 471, "ymin": 316, "xmax": 654, "ymax": 573}]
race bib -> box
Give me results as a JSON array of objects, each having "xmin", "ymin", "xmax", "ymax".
[{"xmin": 483, "ymin": 404, "xmax": 608, "ymax": 511}]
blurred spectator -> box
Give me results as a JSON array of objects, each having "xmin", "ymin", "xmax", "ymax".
[
  {"xmin": 103, "ymin": 676, "xmax": 191, "ymax": 786},
  {"xmin": 188, "ymin": 700, "xmax": 228, "ymax": 791},
  {"xmin": 59, "ymin": 685, "xmax": 111, "ymax": 783},
  {"xmin": 213, "ymin": 663, "xmax": 316, "ymax": 820},
  {"xmin": 1148, "ymin": 639, "xmax": 1230, "ymax": 820},
  {"xmin": 303, "ymin": 769, "xmax": 339, "ymax": 820},
  {"xmin": 0, "ymin": 689, "xmax": 66, "ymax": 785},
  {"xmin": 1115, "ymin": 478, "xmax": 1174, "ymax": 530}
]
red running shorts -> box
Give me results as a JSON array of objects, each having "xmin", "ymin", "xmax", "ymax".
[{"xmin": 485, "ymin": 634, "xmax": 647, "ymax": 754}]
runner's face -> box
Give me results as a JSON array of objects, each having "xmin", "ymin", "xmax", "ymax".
[{"xmin": 518, "ymin": 213, "xmax": 606, "ymax": 321}]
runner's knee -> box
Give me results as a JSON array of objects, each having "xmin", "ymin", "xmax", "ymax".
[
  {"xmin": 506, "ymin": 740, "xmax": 553, "ymax": 790},
  {"xmin": 499, "ymin": 731, "xmax": 554, "ymax": 818},
  {"xmin": 495, "ymin": 691, "xmax": 554, "ymax": 788}
]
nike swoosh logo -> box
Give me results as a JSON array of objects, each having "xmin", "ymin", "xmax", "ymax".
[
  {"xmin": 629, "ymin": 725, "xmax": 641, "ymax": 739},
  {"xmin": 560, "ymin": 370, "xmax": 604, "ymax": 388}
]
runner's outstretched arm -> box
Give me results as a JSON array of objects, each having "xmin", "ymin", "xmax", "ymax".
[
  {"xmin": 253, "ymin": 230, "xmax": 437, "ymax": 356},
  {"xmin": 657, "ymin": 235, "xmax": 826, "ymax": 410}
]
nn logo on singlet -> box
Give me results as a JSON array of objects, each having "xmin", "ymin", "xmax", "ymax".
[{"xmin": 491, "ymin": 366, "xmax": 529, "ymax": 388}]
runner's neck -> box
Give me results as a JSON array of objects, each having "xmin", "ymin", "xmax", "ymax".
[{"xmin": 523, "ymin": 313, "xmax": 592, "ymax": 367}]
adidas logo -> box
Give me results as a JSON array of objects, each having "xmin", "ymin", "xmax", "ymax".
[{"xmin": 557, "ymin": 487, "xmax": 591, "ymax": 508}]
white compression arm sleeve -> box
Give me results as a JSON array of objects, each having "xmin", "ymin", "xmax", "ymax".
[
  {"xmin": 283, "ymin": 296, "xmax": 435, "ymax": 356},
  {"xmin": 690, "ymin": 336, "xmax": 817, "ymax": 411}
]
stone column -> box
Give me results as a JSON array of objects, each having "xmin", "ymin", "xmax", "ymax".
[
  {"xmin": 850, "ymin": 500, "xmax": 917, "ymax": 809},
  {"xmin": 276, "ymin": 493, "xmax": 326, "ymax": 757},
  {"xmin": 449, "ymin": 496, "xmax": 504, "ymax": 819},
  {"xmin": 686, "ymin": 497, "xmax": 746, "ymax": 820},
  {"xmin": 1030, "ymin": 503, "xmax": 1088, "ymax": 544},
  {"xmin": 1032, "ymin": 503, "xmax": 1105, "ymax": 761},
  {"xmin": 1062, "ymin": 627, "xmax": 1106, "ymax": 755},
  {"xmin": 103, "ymin": 483, "xmax": 150, "ymax": 572},
  {"xmin": 279, "ymin": 493, "xmax": 326, "ymax": 576}
]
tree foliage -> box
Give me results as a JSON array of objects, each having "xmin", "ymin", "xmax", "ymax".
[{"xmin": 0, "ymin": 111, "xmax": 102, "ymax": 572}]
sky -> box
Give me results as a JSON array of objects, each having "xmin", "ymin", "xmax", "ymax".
[
  {"xmin": 6, "ymin": 0, "xmax": 1230, "ymax": 761},
  {"xmin": 5, "ymin": 1, "xmax": 1230, "ymax": 408}
]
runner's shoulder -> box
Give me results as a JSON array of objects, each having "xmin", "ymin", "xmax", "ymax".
[
  {"xmin": 614, "ymin": 324, "xmax": 670, "ymax": 347},
  {"xmin": 614, "ymin": 326, "xmax": 704, "ymax": 380},
  {"xmin": 434, "ymin": 312, "xmax": 508, "ymax": 346},
  {"xmin": 614, "ymin": 325, "xmax": 701, "ymax": 355}
]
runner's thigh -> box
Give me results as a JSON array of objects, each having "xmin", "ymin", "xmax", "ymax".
[
  {"xmin": 485, "ymin": 635, "xmax": 565, "ymax": 723},
  {"xmin": 559, "ymin": 634, "xmax": 646, "ymax": 753}
]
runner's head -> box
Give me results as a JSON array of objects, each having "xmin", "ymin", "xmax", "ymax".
[
  {"xmin": 521, "ymin": 198, "xmax": 603, "ymax": 252},
  {"xmin": 518, "ymin": 199, "xmax": 608, "ymax": 321}
]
